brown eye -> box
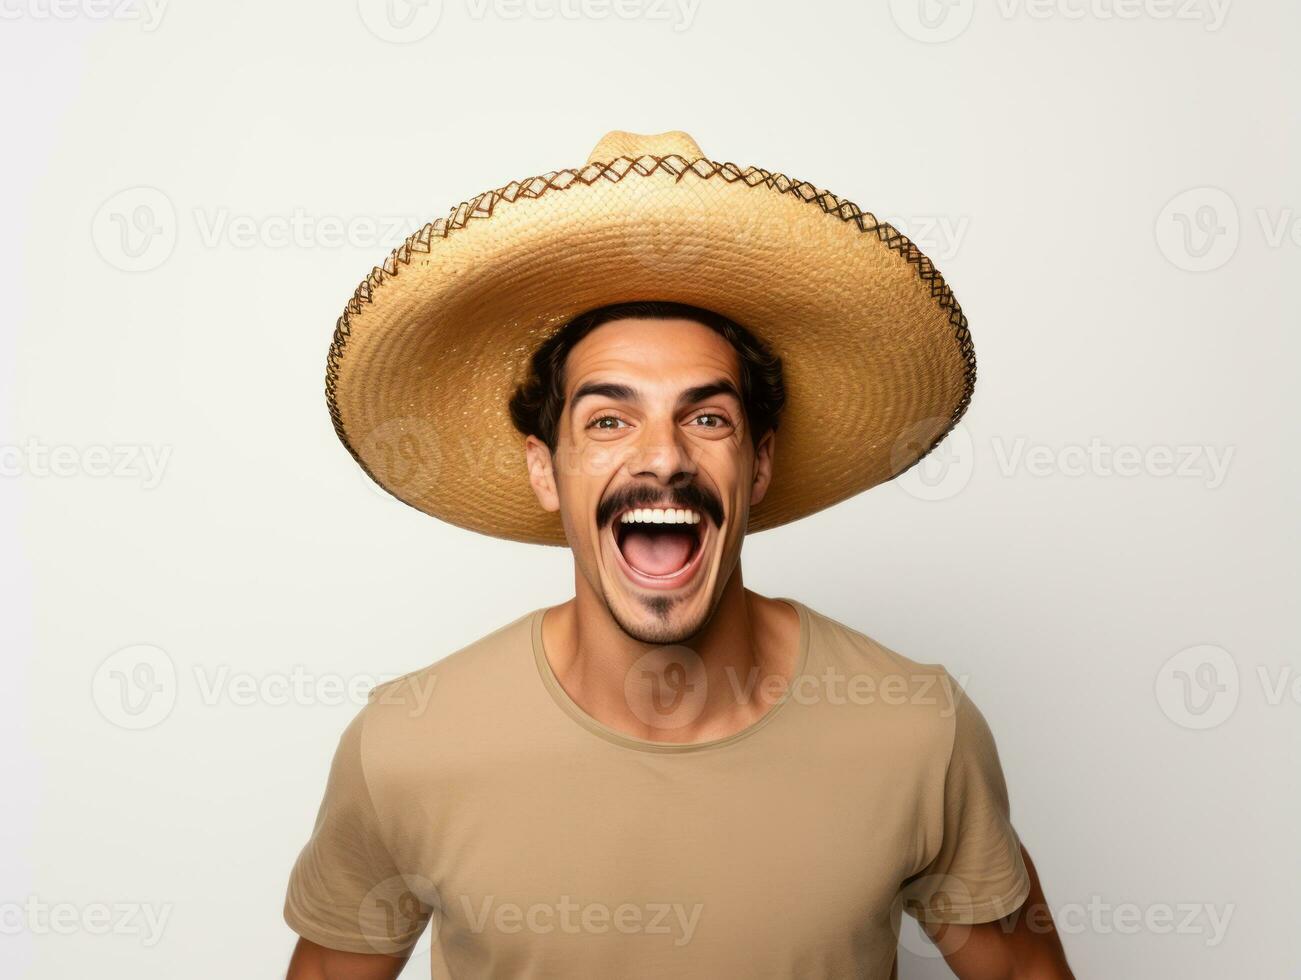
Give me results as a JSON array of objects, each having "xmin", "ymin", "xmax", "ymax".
[
  {"xmin": 589, "ymin": 416, "xmax": 628, "ymax": 430},
  {"xmin": 691, "ymin": 413, "xmax": 730, "ymax": 428}
]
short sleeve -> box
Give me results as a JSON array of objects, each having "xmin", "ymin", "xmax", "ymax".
[
  {"xmin": 899, "ymin": 675, "xmax": 1032, "ymax": 924},
  {"xmin": 284, "ymin": 705, "xmax": 434, "ymax": 954}
]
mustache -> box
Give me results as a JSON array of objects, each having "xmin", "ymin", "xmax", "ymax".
[{"xmin": 597, "ymin": 482, "xmax": 724, "ymax": 530}]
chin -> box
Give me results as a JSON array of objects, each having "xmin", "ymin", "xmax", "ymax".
[{"xmin": 605, "ymin": 592, "xmax": 710, "ymax": 646}]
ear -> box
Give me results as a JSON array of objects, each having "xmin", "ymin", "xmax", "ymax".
[
  {"xmin": 524, "ymin": 435, "xmax": 560, "ymax": 513},
  {"xmin": 749, "ymin": 427, "xmax": 776, "ymax": 508}
]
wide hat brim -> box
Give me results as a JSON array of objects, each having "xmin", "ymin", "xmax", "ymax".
[{"xmin": 327, "ymin": 130, "xmax": 975, "ymax": 546}]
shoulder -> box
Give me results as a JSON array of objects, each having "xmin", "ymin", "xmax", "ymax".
[
  {"xmin": 370, "ymin": 606, "xmax": 535, "ymax": 696},
  {"xmin": 792, "ymin": 598, "xmax": 969, "ymax": 755},
  {"xmin": 348, "ymin": 606, "xmax": 541, "ymax": 763},
  {"xmin": 796, "ymin": 599, "xmax": 959, "ymax": 699}
]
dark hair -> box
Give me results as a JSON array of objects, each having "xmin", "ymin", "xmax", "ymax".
[{"xmin": 508, "ymin": 301, "xmax": 785, "ymax": 453}]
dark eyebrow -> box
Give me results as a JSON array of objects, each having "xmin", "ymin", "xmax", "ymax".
[
  {"xmin": 570, "ymin": 381, "xmax": 639, "ymax": 409},
  {"xmin": 570, "ymin": 378, "xmax": 743, "ymax": 413},
  {"xmin": 677, "ymin": 379, "xmax": 742, "ymax": 411}
]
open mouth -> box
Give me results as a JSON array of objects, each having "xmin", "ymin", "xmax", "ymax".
[{"xmin": 609, "ymin": 507, "xmax": 709, "ymax": 591}]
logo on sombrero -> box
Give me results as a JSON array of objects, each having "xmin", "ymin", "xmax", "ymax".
[
  {"xmin": 358, "ymin": 416, "xmax": 444, "ymax": 503},
  {"xmin": 357, "ymin": 0, "xmax": 442, "ymax": 42},
  {"xmin": 619, "ymin": 168, "xmax": 714, "ymax": 279},
  {"xmin": 889, "ymin": 0, "xmax": 975, "ymax": 43},
  {"xmin": 624, "ymin": 645, "xmax": 708, "ymax": 731},
  {"xmin": 1155, "ymin": 186, "xmax": 1240, "ymax": 273},
  {"xmin": 891, "ymin": 417, "xmax": 974, "ymax": 502},
  {"xmin": 91, "ymin": 187, "xmax": 177, "ymax": 273}
]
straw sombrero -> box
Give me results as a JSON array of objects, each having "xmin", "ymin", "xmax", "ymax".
[{"xmin": 326, "ymin": 130, "xmax": 975, "ymax": 546}]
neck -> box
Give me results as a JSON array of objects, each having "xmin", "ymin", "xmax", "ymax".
[{"xmin": 541, "ymin": 569, "xmax": 802, "ymax": 744}]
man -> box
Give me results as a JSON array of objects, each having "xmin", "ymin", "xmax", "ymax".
[{"xmin": 284, "ymin": 131, "xmax": 1073, "ymax": 978}]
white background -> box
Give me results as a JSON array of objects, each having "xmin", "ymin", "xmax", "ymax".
[{"xmin": 1, "ymin": 0, "xmax": 1296, "ymax": 977}]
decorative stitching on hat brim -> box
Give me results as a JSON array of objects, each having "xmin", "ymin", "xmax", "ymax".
[{"xmin": 325, "ymin": 153, "xmax": 976, "ymax": 529}]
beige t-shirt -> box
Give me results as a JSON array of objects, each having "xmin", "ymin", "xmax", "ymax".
[{"xmin": 284, "ymin": 598, "xmax": 1030, "ymax": 978}]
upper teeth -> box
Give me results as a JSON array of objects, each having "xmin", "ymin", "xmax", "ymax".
[{"xmin": 620, "ymin": 508, "xmax": 701, "ymax": 525}]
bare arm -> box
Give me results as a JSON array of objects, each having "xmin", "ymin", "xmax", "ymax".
[
  {"xmin": 922, "ymin": 846, "xmax": 1074, "ymax": 980},
  {"xmin": 285, "ymin": 937, "xmax": 411, "ymax": 980}
]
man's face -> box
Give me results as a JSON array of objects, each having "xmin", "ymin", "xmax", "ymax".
[{"xmin": 525, "ymin": 317, "xmax": 775, "ymax": 645}]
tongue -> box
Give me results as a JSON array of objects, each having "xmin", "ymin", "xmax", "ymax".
[{"xmin": 621, "ymin": 528, "xmax": 695, "ymax": 577}]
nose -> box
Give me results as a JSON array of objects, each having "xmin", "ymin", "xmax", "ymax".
[{"xmin": 628, "ymin": 414, "xmax": 697, "ymax": 486}]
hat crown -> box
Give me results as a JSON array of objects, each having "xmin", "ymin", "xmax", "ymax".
[{"xmin": 585, "ymin": 129, "xmax": 704, "ymax": 164}]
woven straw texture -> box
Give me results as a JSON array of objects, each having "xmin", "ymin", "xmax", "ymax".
[{"xmin": 327, "ymin": 131, "xmax": 975, "ymax": 545}]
